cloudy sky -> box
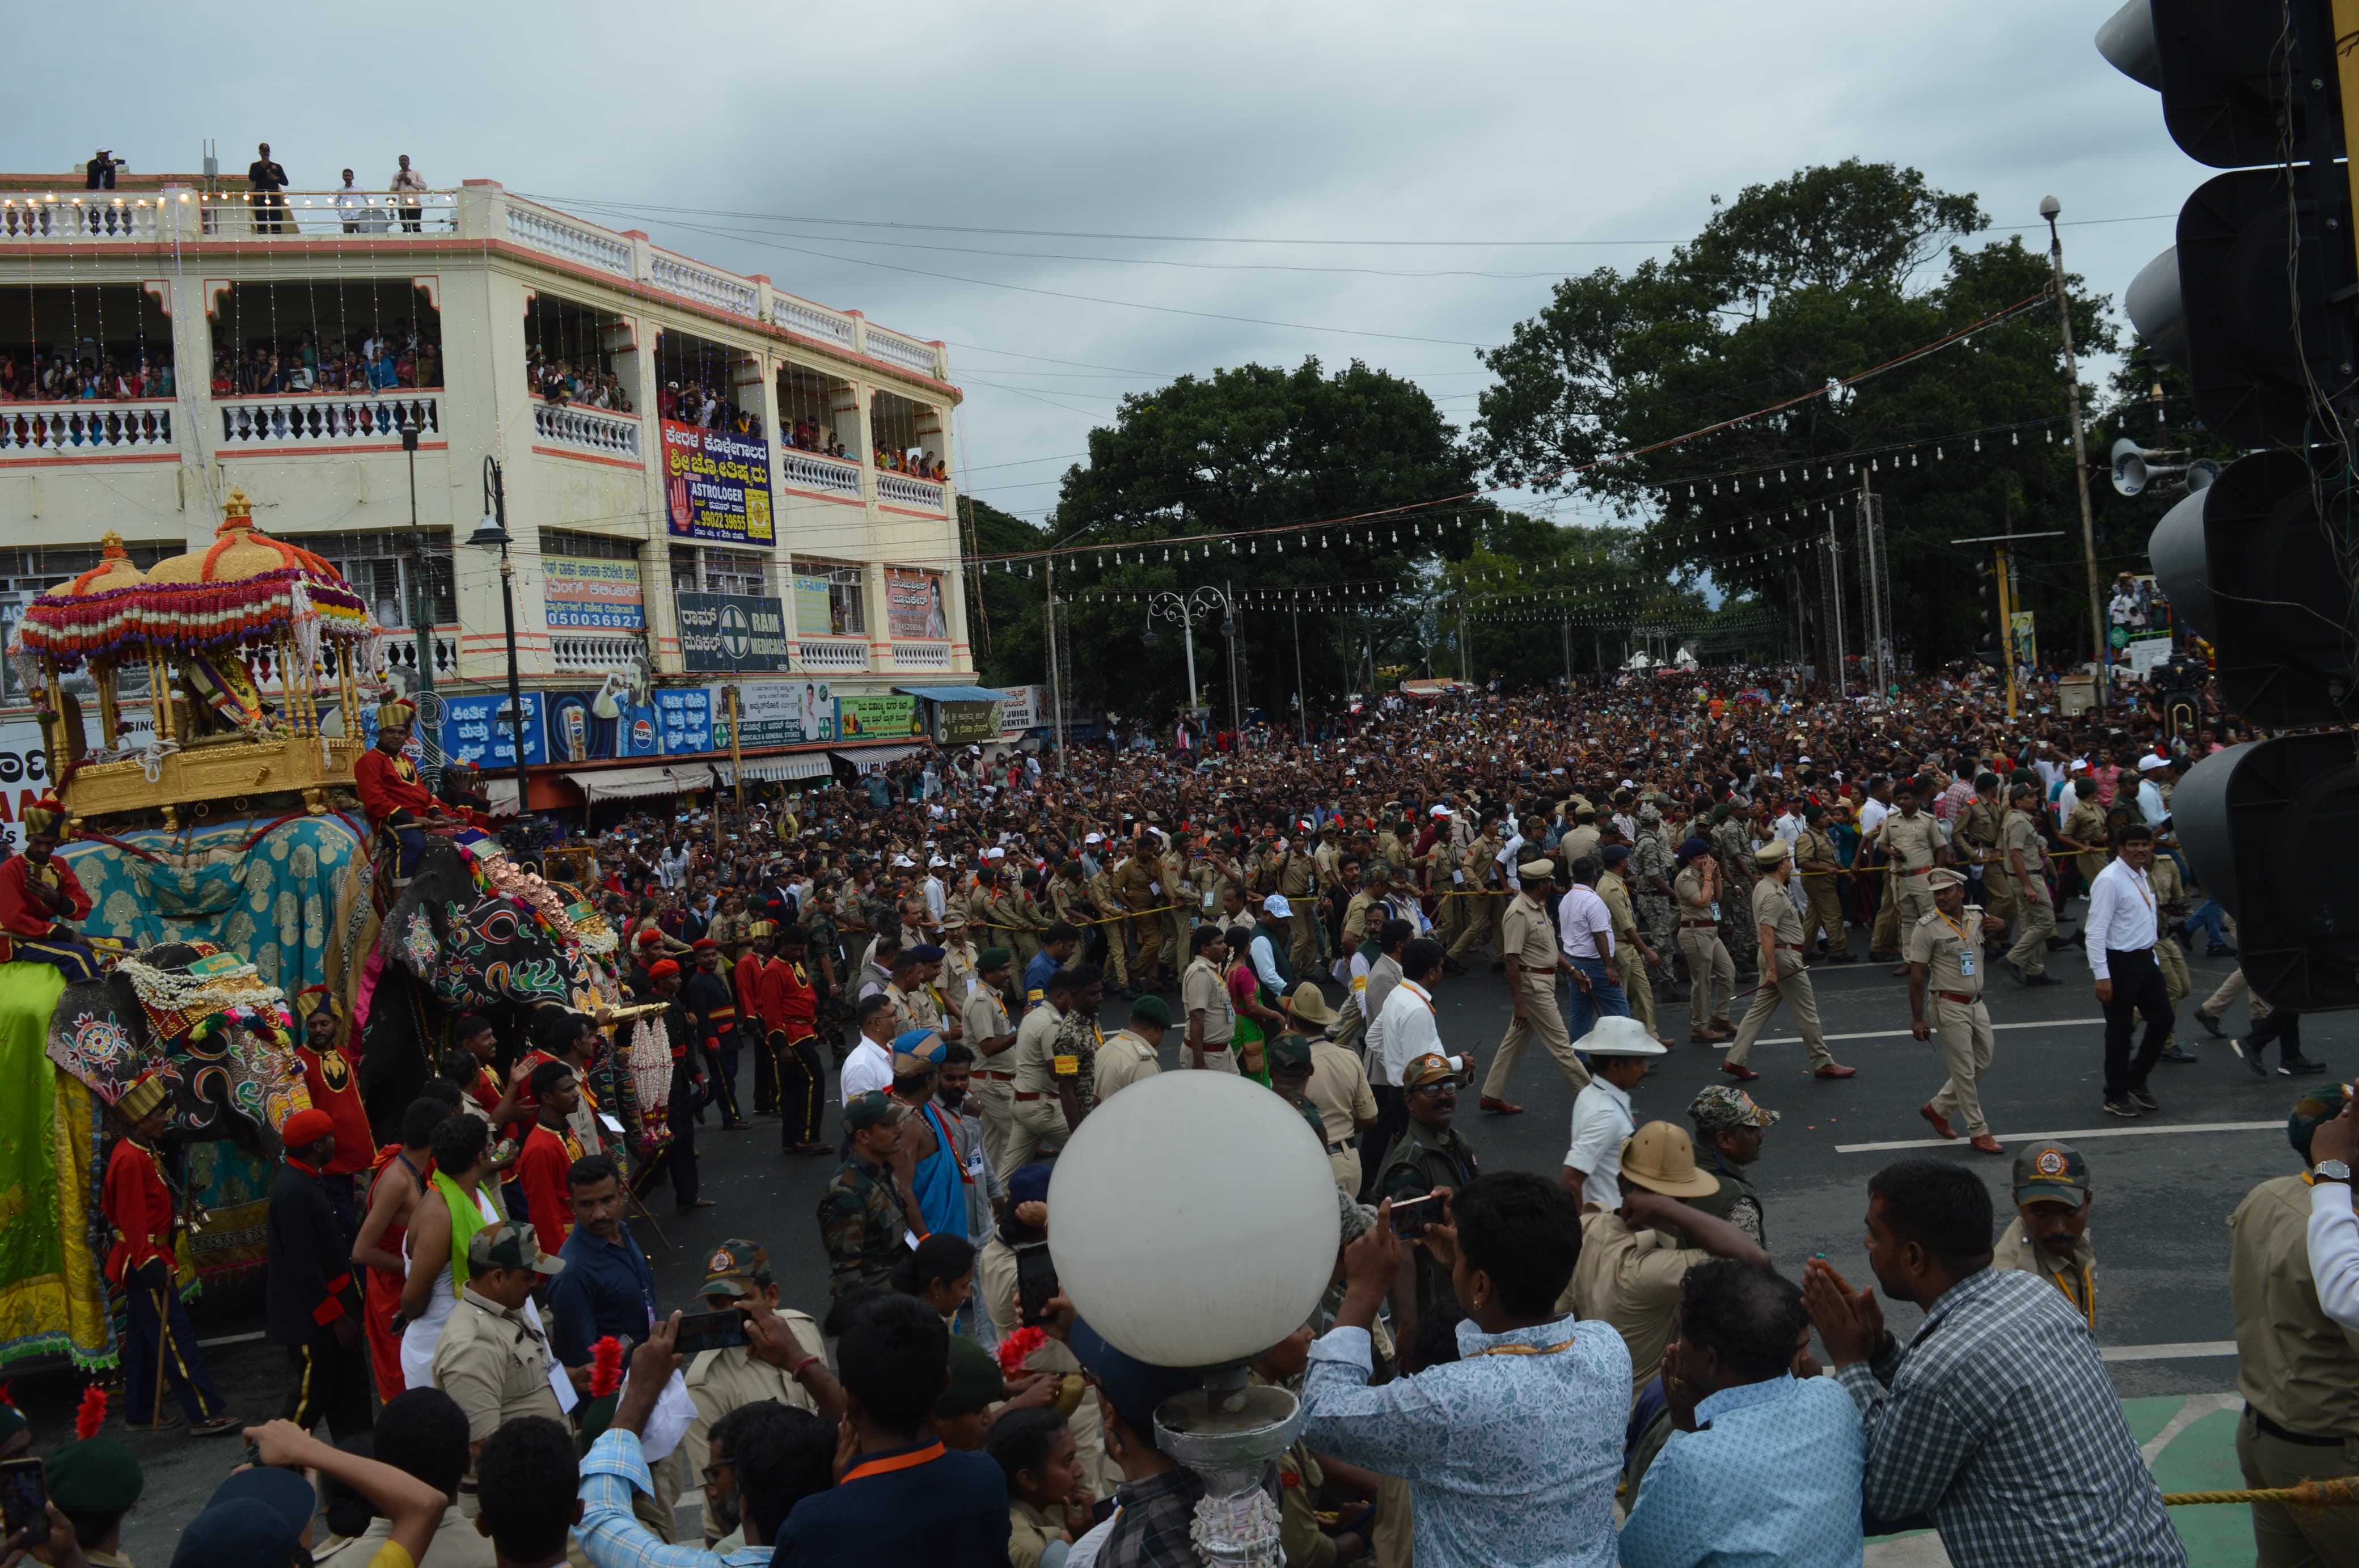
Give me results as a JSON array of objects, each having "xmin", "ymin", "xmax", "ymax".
[{"xmin": 12, "ymin": 1, "xmax": 2200, "ymax": 527}]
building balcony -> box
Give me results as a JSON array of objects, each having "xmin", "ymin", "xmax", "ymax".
[
  {"xmin": 217, "ymin": 392, "xmax": 440, "ymax": 452},
  {"xmin": 0, "ymin": 400, "xmax": 174, "ymax": 460},
  {"xmin": 384, "ymin": 627, "xmax": 459, "ymax": 686},
  {"xmin": 794, "ymin": 637, "xmax": 870, "ymax": 673},
  {"xmin": 890, "ymin": 641, "xmax": 953, "ymax": 670},
  {"xmin": 876, "ymin": 471, "xmax": 946, "ymax": 513},
  {"xmin": 779, "ymin": 449, "xmax": 863, "ymax": 502},
  {"xmin": 532, "ymin": 400, "xmax": 641, "ymax": 462}
]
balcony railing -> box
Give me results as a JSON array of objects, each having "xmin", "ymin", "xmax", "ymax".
[
  {"xmin": 383, "ymin": 628, "xmax": 459, "ymax": 684},
  {"xmin": 0, "ymin": 195, "xmax": 164, "ymax": 242},
  {"xmin": 780, "ymin": 450, "xmax": 863, "ymax": 500},
  {"xmin": 771, "ymin": 295, "xmax": 856, "ymax": 349},
  {"xmin": 552, "ymin": 634, "xmax": 645, "ymax": 673},
  {"xmin": 648, "ymin": 253, "xmax": 759, "ymax": 320},
  {"xmin": 532, "ymin": 401, "xmax": 641, "ymax": 460},
  {"xmin": 892, "ymin": 641, "xmax": 952, "ymax": 669},
  {"xmin": 876, "ymin": 471, "xmax": 946, "ymax": 512},
  {"xmin": 864, "ymin": 329, "xmax": 940, "ymax": 378},
  {"xmin": 0, "ymin": 401, "xmax": 174, "ymax": 456},
  {"xmin": 218, "ymin": 394, "xmax": 438, "ymax": 449},
  {"xmin": 505, "ymin": 198, "xmax": 634, "ymax": 278},
  {"xmin": 196, "ymin": 191, "xmax": 459, "ymax": 237},
  {"xmin": 794, "ymin": 639, "xmax": 870, "ymax": 673}
]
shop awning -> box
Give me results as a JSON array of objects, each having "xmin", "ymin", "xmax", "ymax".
[
  {"xmin": 564, "ymin": 764, "xmax": 715, "ymax": 803},
  {"xmin": 892, "ymin": 685, "xmax": 1007, "ymax": 703},
  {"xmin": 715, "ymin": 753, "xmax": 834, "ymax": 784},
  {"xmin": 831, "ymin": 744, "xmax": 927, "ymax": 771}
]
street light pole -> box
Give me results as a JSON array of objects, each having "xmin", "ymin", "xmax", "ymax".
[
  {"xmin": 2041, "ymin": 195, "xmax": 2107, "ymax": 707},
  {"xmin": 470, "ymin": 457, "xmax": 530, "ymax": 826},
  {"xmin": 399, "ymin": 412, "xmax": 434, "ymax": 697}
]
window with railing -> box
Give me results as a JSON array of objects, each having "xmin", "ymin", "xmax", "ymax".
[
  {"xmin": 668, "ymin": 546, "xmax": 768, "ymax": 600},
  {"xmin": 654, "ymin": 328, "xmax": 757, "ymax": 435},
  {"xmin": 0, "ymin": 284, "xmax": 175, "ymax": 403},
  {"xmin": 210, "ymin": 280, "xmax": 442, "ymax": 397},
  {"xmin": 869, "ymin": 388, "xmax": 946, "ymax": 481},
  {"xmin": 525, "ymin": 294, "xmax": 633, "ymax": 414},
  {"xmin": 793, "ymin": 561, "xmax": 868, "ymax": 637},
  {"xmin": 777, "ymin": 361, "xmax": 852, "ymax": 459}
]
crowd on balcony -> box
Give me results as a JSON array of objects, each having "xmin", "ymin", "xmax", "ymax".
[
  {"xmin": 208, "ymin": 322, "xmax": 442, "ymax": 397},
  {"xmin": 657, "ymin": 378, "xmax": 759, "ymax": 434},
  {"xmin": 0, "ymin": 350, "xmax": 176, "ymax": 402},
  {"xmin": 526, "ymin": 348, "xmax": 633, "ymax": 414},
  {"xmin": 786, "ymin": 415, "xmax": 851, "ymax": 459},
  {"xmin": 876, "ymin": 443, "xmax": 949, "ymax": 480}
]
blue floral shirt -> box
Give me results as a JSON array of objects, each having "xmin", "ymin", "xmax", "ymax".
[
  {"xmin": 1300, "ymin": 1313, "xmax": 1627, "ymax": 1568},
  {"xmin": 1619, "ymin": 1372, "xmax": 1865, "ymax": 1568}
]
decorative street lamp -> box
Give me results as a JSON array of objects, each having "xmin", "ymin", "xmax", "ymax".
[
  {"xmin": 1048, "ymin": 1072, "xmax": 1339, "ymax": 1566},
  {"xmin": 467, "ymin": 457, "xmax": 531, "ymax": 825},
  {"xmin": 1145, "ymin": 586, "xmax": 1235, "ymax": 724}
]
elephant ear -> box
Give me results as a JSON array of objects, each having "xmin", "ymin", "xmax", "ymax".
[{"xmin": 44, "ymin": 973, "xmax": 154, "ymax": 1106}]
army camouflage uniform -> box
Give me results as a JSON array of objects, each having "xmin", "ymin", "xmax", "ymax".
[
  {"xmin": 1711, "ymin": 815, "xmax": 1759, "ymax": 975},
  {"xmin": 804, "ymin": 907, "xmax": 845, "ymax": 1042},
  {"xmin": 1632, "ymin": 815, "xmax": 1679, "ymax": 994},
  {"xmin": 815, "ymin": 1157, "xmax": 906, "ymax": 1297},
  {"xmin": 1051, "ymin": 1005, "xmax": 1104, "ymax": 1114}
]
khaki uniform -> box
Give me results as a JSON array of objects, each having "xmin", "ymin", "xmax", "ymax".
[
  {"xmin": 1008, "ymin": 1497, "xmax": 1068, "ymax": 1568},
  {"xmin": 1956, "ymin": 796, "xmax": 2013, "ymax": 923},
  {"xmin": 1113, "ymin": 856, "xmax": 1163, "ymax": 991},
  {"xmin": 1306, "ymin": 1037, "xmax": 1377, "ymax": 1194},
  {"xmin": 1906, "ymin": 907, "xmax": 1994, "ymax": 1137},
  {"xmin": 2063, "ymin": 798, "xmax": 2111, "ymax": 883},
  {"xmin": 1448, "ymin": 833, "xmax": 1503, "ymax": 960},
  {"xmin": 1180, "ymin": 954, "xmax": 1240, "ymax": 1075},
  {"xmin": 980, "ymin": 1235, "xmax": 1115, "ymax": 1497},
  {"xmin": 1428, "ymin": 837, "xmax": 1468, "ymax": 950},
  {"xmin": 2149, "ymin": 853, "xmax": 2192, "ymax": 1040},
  {"xmin": 2228, "ymin": 1174, "xmax": 2359, "ymax": 1568},
  {"xmin": 1085, "ymin": 864, "xmax": 1128, "ymax": 988},
  {"xmin": 1157, "ymin": 850, "xmax": 1192, "ymax": 970},
  {"xmin": 1991, "ymin": 1217, "xmax": 2095, "ymax": 1326},
  {"xmin": 1005, "ymin": 1000, "xmax": 1071, "ymax": 1169},
  {"xmin": 1276, "ymin": 849, "xmax": 1318, "ymax": 973},
  {"xmin": 1793, "ymin": 826, "xmax": 1845, "ymax": 955},
  {"xmin": 1561, "ymin": 1207, "xmax": 1690, "ymax": 1409},
  {"xmin": 1600, "ymin": 872, "xmax": 1658, "ymax": 1037},
  {"xmin": 883, "ymin": 982, "xmax": 931, "ymax": 1038},
  {"xmin": 1724, "ymin": 875, "xmax": 1834, "ymax": 1070},
  {"xmin": 1048, "ymin": 874, "xmax": 1090, "ymax": 966},
  {"xmin": 1342, "ymin": 887, "xmax": 1383, "ymax": 949},
  {"xmin": 431, "ymin": 1287, "xmax": 567, "ymax": 1444},
  {"xmin": 2001, "ymin": 809, "xmax": 2056, "ymax": 976},
  {"xmin": 1558, "ymin": 823, "xmax": 1601, "ymax": 869},
  {"xmin": 963, "ymin": 983, "xmax": 1018, "ymax": 1178},
  {"xmin": 1092, "ymin": 1026, "xmax": 1160, "ymax": 1104},
  {"xmin": 683, "ymin": 1319, "xmax": 822, "ymax": 1540},
  {"xmin": 1482, "ymin": 891, "xmax": 1591, "ymax": 1100},
  {"xmin": 1674, "ymin": 865, "xmax": 1735, "ymax": 1038},
  {"xmin": 1878, "ymin": 810, "xmax": 1948, "ymax": 935}
]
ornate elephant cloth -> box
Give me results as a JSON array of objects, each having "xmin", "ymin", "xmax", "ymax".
[
  {"xmin": 59, "ymin": 814, "xmax": 378, "ymax": 1280},
  {"xmin": 0, "ymin": 962, "xmax": 117, "ymax": 1367}
]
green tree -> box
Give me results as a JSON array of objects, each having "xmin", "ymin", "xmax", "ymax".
[{"xmin": 1474, "ymin": 159, "xmax": 2118, "ymax": 671}]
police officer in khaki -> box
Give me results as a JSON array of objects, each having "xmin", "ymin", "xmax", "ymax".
[
  {"xmin": 1998, "ymin": 779, "xmax": 2059, "ymax": 986},
  {"xmin": 1957, "ymin": 772, "xmax": 2013, "ymax": 925},
  {"xmin": 1673, "ymin": 838, "xmax": 1735, "ymax": 1043},
  {"xmin": 1448, "ymin": 816, "xmax": 1506, "ymax": 966},
  {"xmin": 683, "ymin": 1239, "xmax": 825, "ymax": 1543},
  {"xmin": 1721, "ymin": 840, "xmax": 1854, "ymax": 1081},
  {"xmin": 1006, "ymin": 965, "xmax": 1085, "ymax": 1167},
  {"xmin": 963, "ymin": 946, "xmax": 1020, "ymax": 1176},
  {"xmin": 1991, "ymin": 1142, "xmax": 2096, "ymax": 1326},
  {"xmin": 1871, "ymin": 781, "xmax": 1950, "ymax": 966},
  {"xmin": 1906, "ymin": 867, "xmax": 2007, "ymax": 1155},
  {"xmin": 430, "ymin": 1222, "xmax": 567, "ymax": 1463},
  {"xmin": 1274, "ymin": 835, "xmax": 1318, "ymax": 974},
  {"xmin": 1479, "ymin": 858, "xmax": 1590, "ymax": 1111},
  {"xmin": 1290, "ymin": 982, "xmax": 1377, "ymax": 1193},
  {"xmin": 1792, "ymin": 804, "xmax": 1850, "ymax": 962},
  {"xmin": 1092, "ymin": 994, "xmax": 1167, "ymax": 1103},
  {"xmin": 1113, "ymin": 843, "xmax": 1164, "ymax": 993},
  {"xmin": 1599, "ymin": 846, "xmax": 1672, "ymax": 1047},
  {"xmin": 1180, "ymin": 924, "xmax": 1239, "ymax": 1074},
  {"xmin": 2226, "ymin": 1092, "xmax": 2359, "ymax": 1568}
]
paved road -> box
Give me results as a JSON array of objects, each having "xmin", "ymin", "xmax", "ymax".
[{"xmin": 61, "ymin": 924, "xmax": 2339, "ymax": 1565}]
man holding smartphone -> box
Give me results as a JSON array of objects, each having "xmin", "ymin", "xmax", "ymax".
[
  {"xmin": 681, "ymin": 1241, "xmax": 827, "ymax": 1545},
  {"xmin": 1376, "ymin": 1052, "xmax": 1481, "ymax": 1318}
]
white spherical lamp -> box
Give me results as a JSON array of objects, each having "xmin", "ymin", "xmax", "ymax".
[{"xmin": 1047, "ymin": 1070, "xmax": 1339, "ymax": 1367}]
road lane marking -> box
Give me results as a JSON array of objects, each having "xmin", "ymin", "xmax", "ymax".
[
  {"xmin": 1732, "ymin": 1017, "xmax": 2103, "ymax": 1048},
  {"xmin": 2108, "ymin": 1344, "xmax": 2238, "ymax": 1366},
  {"xmin": 1833, "ymin": 1119, "xmax": 2281, "ymax": 1153}
]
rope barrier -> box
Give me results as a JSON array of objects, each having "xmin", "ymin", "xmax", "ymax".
[{"xmin": 2159, "ymin": 1477, "xmax": 2359, "ymax": 1507}]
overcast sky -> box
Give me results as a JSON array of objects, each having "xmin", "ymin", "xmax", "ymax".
[{"xmin": 11, "ymin": 1, "xmax": 2201, "ymax": 527}]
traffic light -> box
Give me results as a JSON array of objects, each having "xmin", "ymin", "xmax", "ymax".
[
  {"xmin": 1972, "ymin": 559, "xmax": 2003, "ymax": 667},
  {"xmin": 2100, "ymin": 0, "xmax": 2359, "ymax": 1011}
]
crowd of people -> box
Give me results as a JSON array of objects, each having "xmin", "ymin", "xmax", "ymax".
[
  {"xmin": 0, "ymin": 351, "xmax": 175, "ymax": 403},
  {"xmin": 874, "ymin": 446, "xmax": 948, "ymax": 480},
  {"xmin": 209, "ymin": 326, "xmax": 441, "ymax": 398},
  {"xmin": 526, "ymin": 348, "xmax": 633, "ymax": 416},
  {"xmin": 16, "ymin": 661, "xmax": 2353, "ymax": 1568}
]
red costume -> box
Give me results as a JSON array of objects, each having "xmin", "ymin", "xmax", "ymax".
[
  {"xmin": 733, "ymin": 950, "xmax": 768, "ymax": 1037},
  {"xmin": 295, "ymin": 1043, "xmax": 374, "ymax": 1176},
  {"xmin": 760, "ymin": 954, "xmax": 817, "ymax": 1037},
  {"xmin": 102, "ymin": 1136, "xmax": 175, "ymax": 1287},
  {"xmin": 514, "ymin": 1120, "xmax": 582, "ymax": 1254},
  {"xmin": 0, "ymin": 852, "xmax": 90, "ymax": 938},
  {"xmin": 353, "ymin": 745, "xmax": 436, "ymax": 830}
]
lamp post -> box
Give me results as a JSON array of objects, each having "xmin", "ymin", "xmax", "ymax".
[
  {"xmin": 399, "ymin": 410, "xmax": 434, "ymax": 696},
  {"xmin": 467, "ymin": 457, "xmax": 531, "ymax": 825},
  {"xmin": 1144, "ymin": 586, "xmax": 1234, "ymax": 728},
  {"xmin": 2040, "ymin": 195, "xmax": 2107, "ymax": 708}
]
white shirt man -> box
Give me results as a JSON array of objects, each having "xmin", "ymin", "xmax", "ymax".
[
  {"xmin": 922, "ymin": 868, "xmax": 948, "ymax": 923},
  {"xmin": 1497, "ymin": 829, "xmax": 1526, "ymax": 893},
  {"xmin": 1857, "ymin": 794, "xmax": 1890, "ymax": 840},
  {"xmin": 1555, "ymin": 882, "xmax": 1614, "ymax": 962},
  {"xmin": 840, "ymin": 1008, "xmax": 895, "ymax": 1101},
  {"xmin": 2134, "ymin": 760, "xmax": 2170, "ymax": 826},
  {"xmin": 1374, "ymin": 973, "xmax": 1441, "ymax": 1088},
  {"xmin": 1562, "ymin": 1075, "xmax": 1635, "ymax": 1208},
  {"xmin": 2083, "ymin": 855, "xmax": 2158, "ymax": 979}
]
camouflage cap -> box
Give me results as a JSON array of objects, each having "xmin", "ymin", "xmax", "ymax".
[
  {"xmin": 467, "ymin": 1220, "xmax": 566, "ymax": 1277},
  {"xmin": 699, "ymin": 1238, "xmax": 774, "ymax": 1298},
  {"xmin": 1267, "ymin": 1033, "xmax": 1314, "ymax": 1075},
  {"xmin": 1687, "ymin": 1084, "xmax": 1779, "ymax": 1133},
  {"xmin": 843, "ymin": 1091, "xmax": 907, "ymax": 1133}
]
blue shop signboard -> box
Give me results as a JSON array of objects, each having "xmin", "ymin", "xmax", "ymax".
[{"xmin": 441, "ymin": 692, "xmax": 546, "ymax": 770}]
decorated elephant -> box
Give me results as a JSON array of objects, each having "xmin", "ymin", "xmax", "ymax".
[{"xmin": 44, "ymin": 941, "xmax": 307, "ymax": 1163}]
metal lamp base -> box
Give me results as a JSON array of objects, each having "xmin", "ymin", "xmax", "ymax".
[{"xmin": 1154, "ymin": 1381, "xmax": 1304, "ymax": 1567}]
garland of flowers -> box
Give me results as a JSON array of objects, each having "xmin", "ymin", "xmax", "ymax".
[{"xmin": 113, "ymin": 948, "xmax": 292, "ymax": 1047}]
